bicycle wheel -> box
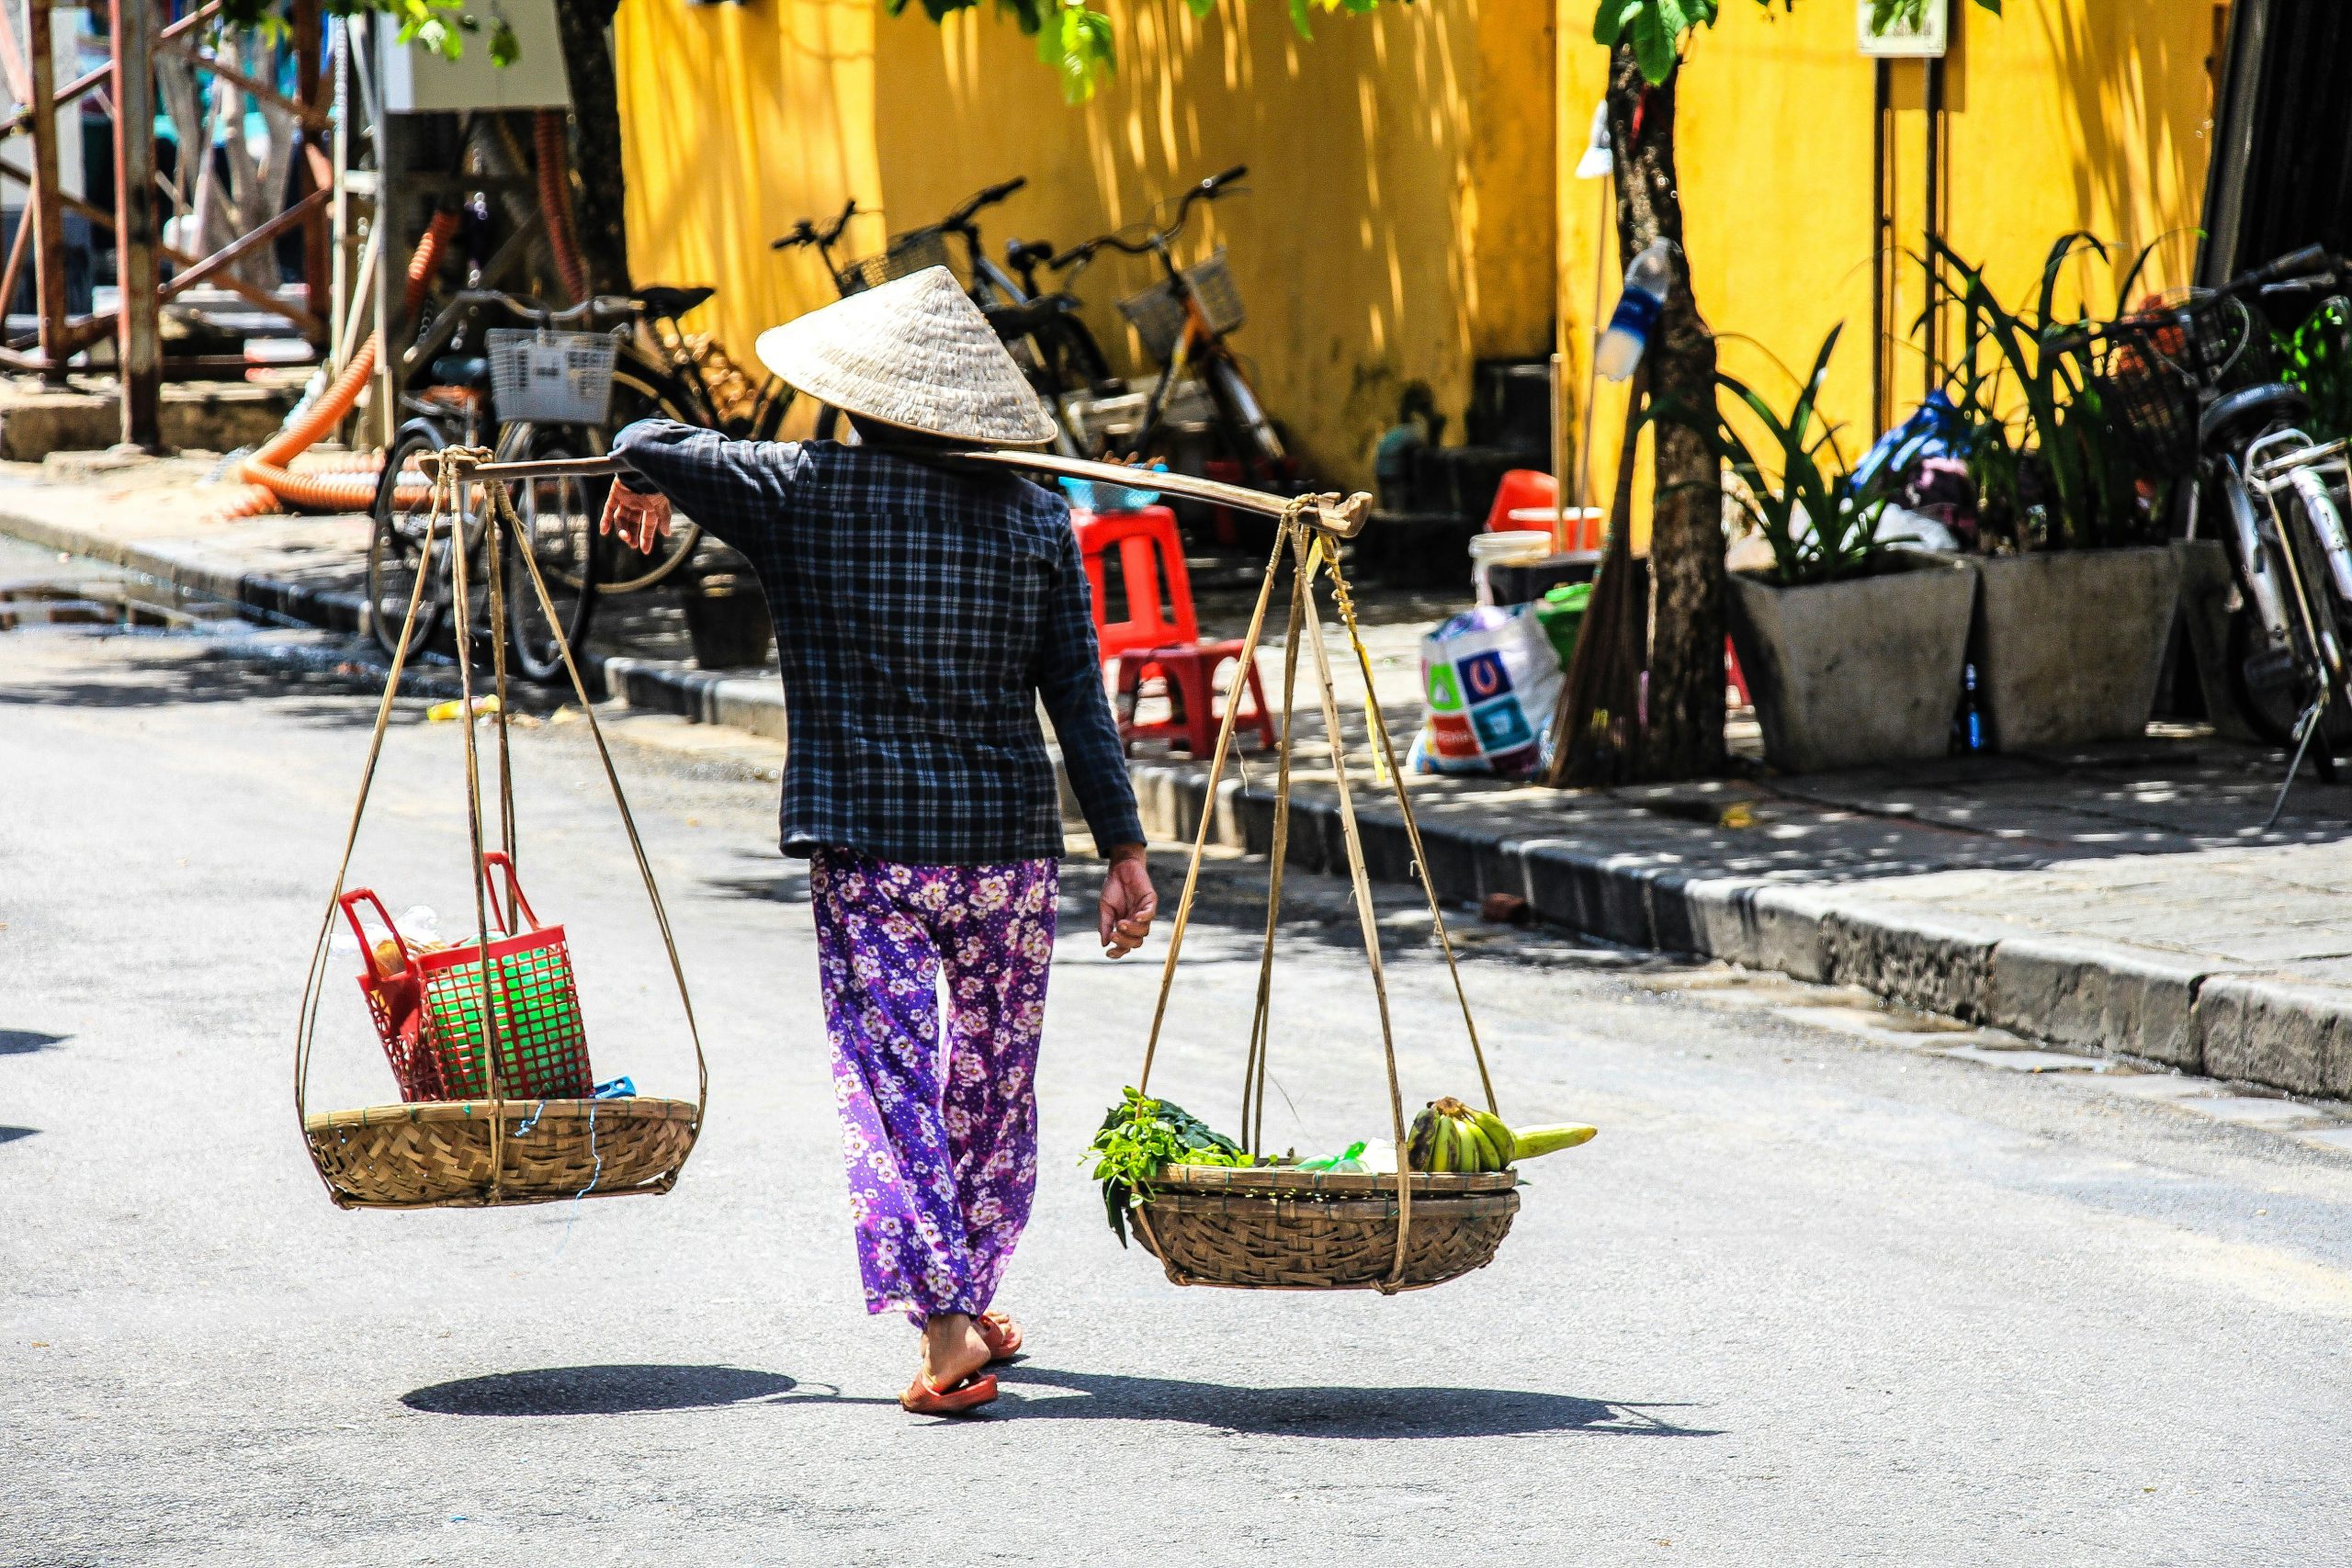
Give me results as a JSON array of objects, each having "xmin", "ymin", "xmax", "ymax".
[
  {"xmin": 2237, "ymin": 479, "xmax": 2352, "ymax": 772},
  {"xmin": 500, "ymin": 422, "xmax": 604, "ymax": 682},
  {"xmin": 367, "ymin": 422, "xmax": 460, "ymax": 661},
  {"xmin": 2226, "ymin": 604, "xmax": 2311, "ymax": 746},
  {"xmin": 1032, "ymin": 313, "xmax": 1114, "ymax": 393},
  {"xmin": 1202, "ymin": 349, "xmax": 1287, "ymax": 470},
  {"xmin": 598, "ymin": 367, "xmax": 707, "ymax": 593}
]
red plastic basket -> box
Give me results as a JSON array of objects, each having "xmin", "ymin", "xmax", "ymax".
[{"xmin": 339, "ymin": 853, "xmax": 594, "ymax": 1103}]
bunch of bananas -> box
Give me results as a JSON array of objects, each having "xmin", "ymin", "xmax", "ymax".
[{"xmin": 1406, "ymin": 1096, "xmax": 1596, "ymax": 1173}]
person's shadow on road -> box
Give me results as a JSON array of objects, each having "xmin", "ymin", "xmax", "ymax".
[
  {"xmin": 403, "ymin": 1364, "xmax": 810, "ymax": 1416},
  {"xmin": 398, "ymin": 1362, "xmax": 1718, "ymax": 1437},
  {"xmin": 984, "ymin": 1365, "xmax": 1718, "ymax": 1438}
]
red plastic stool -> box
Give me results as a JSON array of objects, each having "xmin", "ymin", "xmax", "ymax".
[
  {"xmin": 1071, "ymin": 506, "xmax": 1275, "ymax": 756},
  {"xmin": 1484, "ymin": 468, "xmax": 1558, "ymax": 534}
]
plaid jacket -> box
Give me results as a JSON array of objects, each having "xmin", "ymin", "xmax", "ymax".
[{"xmin": 610, "ymin": 420, "xmax": 1143, "ymax": 865}]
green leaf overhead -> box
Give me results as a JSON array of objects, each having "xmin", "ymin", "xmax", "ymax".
[{"xmin": 1600, "ymin": 0, "xmax": 2001, "ymax": 85}]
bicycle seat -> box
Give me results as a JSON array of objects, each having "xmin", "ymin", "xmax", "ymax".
[
  {"xmin": 1006, "ymin": 238, "xmax": 1056, "ymax": 270},
  {"xmin": 2201, "ymin": 382, "xmax": 2311, "ymax": 452},
  {"xmin": 632, "ymin": 285, "xmax": 718, "ymax": 321},
  {"xmin": 983, "ymin": 297, "xmax": 1080, "ymax": 339},
  {"xmin": 427, "ymin": 354, "xmax": 491, "ymax": 389}
]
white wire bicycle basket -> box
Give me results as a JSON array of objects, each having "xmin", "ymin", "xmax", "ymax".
[
  {"xmin": 1118, "ymin": 248, "xmax": 1247, "ymax": 365},
  {"xmin": 487, "ymin": 329, "xmax": 617, "ymax": 425},
  {"xmin": 841, "ymin": 228, "xmax": 954, "ymax": 294}
]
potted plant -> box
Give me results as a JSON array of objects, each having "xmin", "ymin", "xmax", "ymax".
[
  {"xmin": 1686, "ymin": 325, "xmax": 1976, "ymax": 774},
  {"xmin": 1931, "ymin": 237, "xmax": 2182, "ymax": 750}
]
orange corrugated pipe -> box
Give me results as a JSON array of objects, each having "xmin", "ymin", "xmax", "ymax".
[
  {"xmin": 213, "ymin": 209, "xmax": 462, "ymax": 519},
  {"xmin": 535, "ymin": 110, "xmax": 589, "ymax": 305}
]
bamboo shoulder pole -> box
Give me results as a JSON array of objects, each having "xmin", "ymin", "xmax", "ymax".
[{"xmin": 448, "ymin": 448, "xmax": 1374, "ymax": 538}]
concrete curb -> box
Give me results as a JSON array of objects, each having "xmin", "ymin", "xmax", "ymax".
[
  {"xmin": 13, "ymin": 500, "xmax": 2352, "ymax": 1102},
  {"xmin": 1124, "ymin": 757, "xmax": 2352, "ymax": 1102},
  {"xmin": 0, "ymin": 503, "xmax": 370, "ymax": 636}
]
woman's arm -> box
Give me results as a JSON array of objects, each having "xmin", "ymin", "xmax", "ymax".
[
  {"xmin": 604, "ymin": 420, "xmax": 804, "ymax": 552},
  {"xmin": 1035, "ymin": 525, "xmax": 1156, "ymax": 955}
]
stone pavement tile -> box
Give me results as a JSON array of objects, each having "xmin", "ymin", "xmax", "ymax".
[{"xmin": 2191, "ymin": 929, "xmax": 2352, "ymax": 966}]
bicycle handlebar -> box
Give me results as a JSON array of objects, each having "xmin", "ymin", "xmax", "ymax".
[
  {"xmin": 2044, "ymin": 242, "xmax": 2348, "ymax": 356},
  {"xmin": 944, "ymin": 176, "xmax": 1027, "ymax": 231},
  {"xmin": 773, "ymin": 198, "xmax": 859, "ymax": 252},
  {"xmin": 2233, "ymin": 243, "xmax": 2335, "ymax": 294},
  {"xmin": 445, "ymin": 288, "xmax": 639, "ymax": 326},
  {"xmin": 1046, "ymin": 165, "xmax": 1251, "ymax": 271}
]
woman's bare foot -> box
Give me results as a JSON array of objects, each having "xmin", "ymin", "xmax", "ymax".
[{"xmin": 919, "ymin": 1312, "xmax": 992, "ymax": 1391}]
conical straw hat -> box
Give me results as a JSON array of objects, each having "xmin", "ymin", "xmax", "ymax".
[{"xmin": 754, "ymin": 266, "xmax": 1057, "ymax": 446}]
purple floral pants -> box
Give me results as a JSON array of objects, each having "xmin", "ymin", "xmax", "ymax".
[{"xmin": 808, "ymin": 848, "xmax": 1059, "ymax": 1325}]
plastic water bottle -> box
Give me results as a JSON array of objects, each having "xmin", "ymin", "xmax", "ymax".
[{"xmin": 1595, "ymin": 241, "xmax": 1676, "ymax": 381}]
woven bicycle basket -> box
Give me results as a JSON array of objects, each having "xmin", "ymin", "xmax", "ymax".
[{"xmin": 1131, "ymin": 1168, "xmax": 1521, "ymax": 1292}]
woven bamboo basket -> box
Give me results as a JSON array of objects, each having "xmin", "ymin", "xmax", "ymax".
[
  {"xmin": 303, "ymin": 1098, "xmax": 698, "ymax": 1210},
  {"xmin": 1129, "ymin": 1166, "xmax": 1521, "ymax": 1292}
]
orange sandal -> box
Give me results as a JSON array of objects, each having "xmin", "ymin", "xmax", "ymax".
[
  {"xmin": 977, "ymin": 1311, "xmax": 1024, "ymax": 1362},
  {"xmin": 900, "ymin": 1371, "xmax": 999, "ymax": 1416}
]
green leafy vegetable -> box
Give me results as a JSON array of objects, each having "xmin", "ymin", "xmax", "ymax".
[{"xmin": 1083, "ymin": 1088, "xmax": 1252, "ymax": 1247}]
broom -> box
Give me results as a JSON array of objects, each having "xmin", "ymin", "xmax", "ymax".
[{"xmin": 1543, "ymin": 367, "xmax": 1649, "ymax": 786}]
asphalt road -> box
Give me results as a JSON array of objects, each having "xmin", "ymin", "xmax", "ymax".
[{"xmin": 6, "ymin": 621, "xmax": 2352, "ymax": 1566}]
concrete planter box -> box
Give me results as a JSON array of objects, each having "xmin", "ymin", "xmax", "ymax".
[
  {"xmin": 1974, "ymin": 546, "xmax": 2181, "ymax": 750},
  {"xmin": 1724, "ymin": 554, "xmax": 1975, "ymax": 773}
]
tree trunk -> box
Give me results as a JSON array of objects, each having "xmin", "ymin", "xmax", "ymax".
[
  {"xmin": 555, "ymin": 0, "xmax": 631, "ymax": 295},
  {"xmin": 1606, "ymin": 42, "xmax": 1724, "ymax": 781}
]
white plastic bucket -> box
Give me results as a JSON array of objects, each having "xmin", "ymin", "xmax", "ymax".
[{"xmin": 1469, "ymin": 532, "xmax": 1552, "ymax": 604}]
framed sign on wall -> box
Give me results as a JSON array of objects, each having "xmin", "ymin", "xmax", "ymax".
[{"xmin": 1859, "ymin": 0, "xmax": 1949, "ymax": 59}]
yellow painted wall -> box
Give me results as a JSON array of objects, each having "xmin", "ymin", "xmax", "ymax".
[
  {"xmin": 615, "ymin": 0, "xmax": 1558, "ymax": 486},
  {"xmin": 1555, "ymin": 0, "xmax": 2223, "ymax": 525}
]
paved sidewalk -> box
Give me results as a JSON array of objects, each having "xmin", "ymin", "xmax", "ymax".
[{"xmin": 9, "ymin": 460, "xmax": 2352, "ymax": 1101}]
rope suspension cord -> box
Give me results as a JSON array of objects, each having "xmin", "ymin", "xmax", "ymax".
[
  {"xmin": 1284, "ymin": 523, "xmax": 1415, "ymax": 1287},
  {"xmin": 1322, "ymin": 548, "xmax": 1499, "ymax": 1119},
  {"xmin": 442, "ymin": 450, "xmax": 512, "ymax": 1194},
  {"xmin": 295, "ymin": 458, "xmax": 452, "ymax": 1144},
  {"xmin": 1136, "ymin": 518, "xmax": 1291, "ymax": 1097},
  {"xmin": 1240, "ymin": 563, "xmax": 1306, "ymax": 1156},
  {"xmin": 1131, "ymin": 488, "xmax": 1497, "ymax": 1292},
  {"xmin": 293, "ymin": 447, "xmax": 710, "ymax": 1201}
]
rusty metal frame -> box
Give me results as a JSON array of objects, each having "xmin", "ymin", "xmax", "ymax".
[{"xmin": 0, "ymin": 0, "xmax": 329, "ymax": 444}]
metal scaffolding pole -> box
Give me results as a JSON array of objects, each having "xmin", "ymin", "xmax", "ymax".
[{"xmin": 110, "ymin": 0, "xmax": 160, "ymax": 446}]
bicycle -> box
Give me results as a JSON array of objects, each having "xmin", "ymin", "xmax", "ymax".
[
  {"xmin": 1044, "ymin": 166, "xmax": 1288, "ymax": 484},
  {"xmin": 913, "ymin": 176, "xmax": 1117, "ymax": 419},
  {"xmin": 368, "ymin": 290, "xmax": 629, "ymax": 680},
  {"xmin": 2067, "ymin": 243, "xmax": 2352, "ymax": 817}
]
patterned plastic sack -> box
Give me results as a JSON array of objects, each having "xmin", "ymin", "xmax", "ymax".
[{"xmin": 1409, "ymin": 604, "xmax": 1563, "ymax": 778}]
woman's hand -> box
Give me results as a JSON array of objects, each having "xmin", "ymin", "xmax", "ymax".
[
  {"xmin": 599, "ymin": 479, "xmax": 673, "ymax": 553},
  {"xmin": 1098, "ymin": 843, "xmax": 1157, "ymax": 959}
]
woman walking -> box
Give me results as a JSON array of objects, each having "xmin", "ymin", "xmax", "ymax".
[{"xmin": 598, "ymin": 269, "xmax": 1158, "ymax": 1415}]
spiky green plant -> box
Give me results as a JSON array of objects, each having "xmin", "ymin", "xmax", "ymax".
[
  {"xmin": 1655, "ymin": 324, "xmax": 1891, "ymax": 585},
  {"xmin": 1927, "ymin": 234, "xmax": 2156, "ymax": 552}
]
